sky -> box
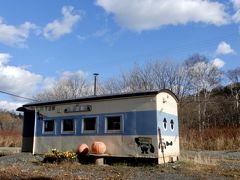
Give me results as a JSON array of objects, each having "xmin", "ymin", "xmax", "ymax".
[{"xmin": 0, "ymin": 0, "xmax": 240, "ymax": 111}]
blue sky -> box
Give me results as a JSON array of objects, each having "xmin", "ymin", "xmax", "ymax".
[{"xmin": 0, "ymin": 0, "xmax": 240, "ymax": 110}]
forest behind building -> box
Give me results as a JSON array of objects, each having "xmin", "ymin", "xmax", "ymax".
[{"xmin": 1, "ymin": 54, "xmax": 239, "ymax": 150}]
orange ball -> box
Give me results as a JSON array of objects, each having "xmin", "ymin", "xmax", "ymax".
[
  {"xmin": 77, "ymin": 144, "xmax": 89, "ymax": 155},
  {"xmin": 91, "ymin": 142, "xmax": 106, "ymax": 154}
]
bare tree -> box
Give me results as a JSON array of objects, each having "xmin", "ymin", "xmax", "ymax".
[
  {"xmin": 184, "ymin": 55, "xmax": 222, "ymax": 132},
  {"xmin": 227, "ymin": 67, "xmax": 240, "ymax": 83},
  {"xmin": 174, "ymin": 64, "xmax": 191, "ymax": 99},
  {"xmin": 102, "ymin": 77, "xmax": 125, "ymax": 94},
  {"xmin": 0, "ymin": 110, "xmax": 22, "ymax": 132},
  {"xmin": 120, "ymin": 63, "xmax": 155, "ymax": 92},
  {"xmin": 227, "ymin": 67, "xmax": 240, "ymax": 125},
  {"xmin": 35, "ymin": 73, "xmax": 90, "ymax": 101},
  {"xmin": 103, "ymin": 60, "xmax": 190, "ymax": 98}
]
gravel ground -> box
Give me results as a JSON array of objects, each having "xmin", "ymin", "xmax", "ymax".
[{"xmin": 0, "ymin": 151, "xmax": 239, "ymax": 179}]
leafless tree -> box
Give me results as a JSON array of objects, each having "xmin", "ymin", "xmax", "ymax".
[
  {"xmin": 183, "ymin": 54, "xmax": 222, "ymax": 132},
  {"xmin": 0, "ymin": 110, "xmax": 22, "ymax": 132},
  {"xmin": 102, "ymin": 77, "xmax": 125, "ymax": 94},
  {"xmin": 35, "ymin": 73, "xmax": 90, "ymax": 101},
  {"xmin": 103, "ymin": 60, "xmax": 189, "ymax": 98},
  {"xmin": 226, "ymin": 67, "xmax": 240, "ymax": 124},
  {"xmin": 227, "ymin": 67, "xmax": 240, "ymax": 83}
]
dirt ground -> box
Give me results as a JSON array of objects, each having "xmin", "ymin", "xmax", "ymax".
[{"xmin": 0, "ymin": 151, "xmax": 239, "ymax": 179}]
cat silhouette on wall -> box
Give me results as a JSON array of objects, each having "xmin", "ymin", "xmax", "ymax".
[{"xmin": 135, "ymin": 137, "xmax": 155, "ymax": 154}]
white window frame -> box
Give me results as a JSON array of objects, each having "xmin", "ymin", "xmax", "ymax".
[
  {"xmin": 61, "ymin": 119, "xmax": 76, "ymax": 134},
  {"xmin": 81, "ymin": 116, "xmax": 98, "ymax": 134},
  {"xmin": 42, "ymin": 119, "xmax": 55, "ymax": 135},
  {"xmin": 105, "ymin": 114, "xmax": 124, "ymax": 133}
]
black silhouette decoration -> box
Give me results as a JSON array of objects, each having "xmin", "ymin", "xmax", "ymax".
[{"xmin": 135, "ymin": 137, "xmax": 155, "ymax": 154}]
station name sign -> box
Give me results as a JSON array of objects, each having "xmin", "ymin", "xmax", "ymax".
[{"xmin": 64, "ymin": 105, "xmax": 92, "ymax": 113}]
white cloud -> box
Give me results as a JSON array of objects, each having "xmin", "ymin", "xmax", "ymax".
[
  {"xmin": 232, "ymin": 0, "xmax": 240, "ymax": 9},
  {"xmin": 93, "ymin": 28, "xmax": 124, "ymax": 45},
  {"xmin": 40, "ymin": 70, "xmax": 88, "ymax": 91},
  {"xmin": 232, "ymin": 0, "xmax": 240, "ymax": 23},
  {"xmin": 41, "ymin": 77, "xmax": 56, "ymax": 91},
  {"xmin": 233, "ymin": 10, "xmax": 240, "ymax": 23},
  {"xmin": 212, "ymin": 58, "xmax": 225, "ymax": 68},
  {"xmin": 96, "ymin": 0, "xmax": 229, "ymax": 31},
  {"xmin": 93, "ymin": 29, "xmax": 110, "ymax": 37},
  {"xmin": 0, "ymin": 53, "xmax": 43, "ymax": 99},
  {"xmin": 77, "ymin": 35, "xmax": 87, "ymax": 41},
  {"xmin": 215, "ymin": 41, "xmax": 235, "ymax": 55},
  {"xmin": 0, "ymin": 53, "xmax": 11, "ymax": 66},
  {"xmin": 0, "ymin": 53, "xmax": 90, "ymax": 109},
  {"xmin": 60, "ymin": 70, "xmax": 88, "ymax": 82},
  {"xmin": 0, "ymin": 100, "xmax": 24, "ymax": 112},
  {"xmin": 43, "ymin": 6, "xmax": 82, "ymax": 40},
  {"xmin": 0, "ymin": 18, "xmax": 37, "ymax": 47}
]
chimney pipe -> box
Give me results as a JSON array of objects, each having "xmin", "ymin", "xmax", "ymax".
[{"xmin": 93, "ymin": 73, "xmax": 99, "ymax": 96}]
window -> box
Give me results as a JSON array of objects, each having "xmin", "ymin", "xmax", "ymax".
[
  {"xmin": 43, "ymin": 120, "xmax": 55, "ymax": 134},
  {"xmin": 163, "ymin": 118, "xmax": 167, "ymax": 130},
  {"xmin": 62, "ymin": 119, "xmax": 75, "ymax": 133},
  {"xmin": 82, "ymin": 117, "xmax": 97, "ymax": 133},
  {"xmin": 170, "ymin": 119, "xmax": 174, "ymax": 131},
  {"xmin": 105, "ymin": 115, "xmax": 123, "ymax": 133}
]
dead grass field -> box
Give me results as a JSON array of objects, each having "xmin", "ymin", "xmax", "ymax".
[
  {"xmin": 0, "ymin": 152, "xmax": 239, "ymax": 179},
  {"xmin": 0, "ymin": 131, "xmax": 21, "ymax": 147},
  {"xmin": 1, "ymin": 128, "xmax": 240, "ymax": 151},
  {"xmin": 180, "ymin": 127, "xmax": 240, "ymax": 151}
]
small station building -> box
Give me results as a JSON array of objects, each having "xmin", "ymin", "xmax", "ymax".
[{"xmin": 17, "ymin": 89, "xmax": 179, "ymax": 164}]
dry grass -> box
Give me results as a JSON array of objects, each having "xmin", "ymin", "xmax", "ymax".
[
  {"xmin": 1, "ymin": 127, "xmax": 239, "ymax": 151},
  {"xmin": 0, "ymin": 158, "xmax": 239, "ymax": 179},
  {"xmin": 0, "ymin": 131, "xmax": 22, "ymax": 147},
  {"xmin": 180, "ymin": 127, "xmax": 240, "ymax": 150}
]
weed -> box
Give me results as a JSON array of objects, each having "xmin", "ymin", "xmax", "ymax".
[{"xmin": 43, "ymin": 149, "xmax": 77, "ymax": 163}]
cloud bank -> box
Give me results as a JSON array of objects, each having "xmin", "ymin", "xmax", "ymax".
[
  {"xmin": 0, "ymin": 100, "xmax": 24, "ymax": 112},
  {"xmin": 96, "ymin": 0, "xmax": 229, "ymax": 31},
  {"xmin": 0, "ymin": 53, "xmax": 43, "ymax": 98}
]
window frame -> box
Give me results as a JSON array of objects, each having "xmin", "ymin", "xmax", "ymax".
[
  {"xmin": 61, "ymin": 118, "xmax": 76, "ymax": 134},
  {"xmin": 81, "ymin": 116, "xmax": 98, "ymax": 134},
  {"xmin": 104, "ymin": 114, "xmax": 124, "ymax": 133},
  {"xmin": 42, "ymin": 119, "xmax": 55, "ymax": 135}
]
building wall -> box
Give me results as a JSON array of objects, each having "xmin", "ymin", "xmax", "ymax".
[
  {"xmin": 22, "ymin": 110, "xmax": 35, "ymax": 152},
  {"xmin": 156, "ymin": 92, "xmax": 179, "ymax": 163},
  {"xmin": 30, "ymin": 92, "xmax": 179, "ymax": 162},
  {"xmin": 33, "ymin": 96, "xmax": 160, "ymax": 157},
  {"xmin": 38, "ymin": 96, "xmax": 156, "ymax": 117}
]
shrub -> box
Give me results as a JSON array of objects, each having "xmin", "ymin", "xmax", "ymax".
[{"xmin": 43, "ymin": 149, "xmax": 77, "ymax": 163}]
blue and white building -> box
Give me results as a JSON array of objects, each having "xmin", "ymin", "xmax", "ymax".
[{"xmin": 17, "ymin": 89, "xmax": 179, "ymax": 164}]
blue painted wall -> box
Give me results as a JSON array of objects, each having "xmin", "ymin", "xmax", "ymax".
[
  {"xmin": 34, "ymin": 110, "xmax": 178, "ymax": 137},
  {"xmin": 157, "ymin": 111, "xmax": 179, "ymax": 136}
]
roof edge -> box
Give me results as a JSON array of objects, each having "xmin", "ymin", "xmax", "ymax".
[
  {"xmin": 159, "ymin": 89, "xmax": 179, "ymax": 103},
  {"xmin": 21, "ymin": 89, "xmax": 178, "ymax": 108}
]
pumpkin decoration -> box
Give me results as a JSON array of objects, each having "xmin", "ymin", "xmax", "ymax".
[
  {"xmin": 77, "ymin": 144, "xmax": 89, "ymax": 155},
  {"xmin": 91, "ymin": 141, "xmax": 106, "ymax": 154}
]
